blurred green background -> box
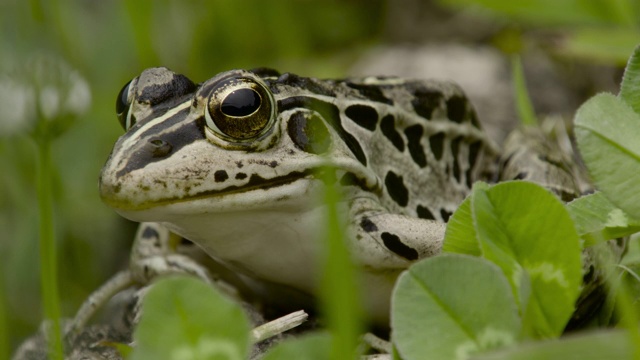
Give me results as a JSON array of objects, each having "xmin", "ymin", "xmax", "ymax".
[{"xmin": 1, "ymin": 0, "xmax": 638, "ymax": 355}]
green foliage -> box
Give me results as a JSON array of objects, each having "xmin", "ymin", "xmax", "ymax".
[
  {"xmin": 621, "ymin": 45, "xmax": 640, "ymax": 115},
  {"xmin": 470, "ymin": 329, "xmax": 633, "ymax": 360},
  {"xmin": 390, "ymin": 44, "xmax": 640, "ymax": 359},
  {"xmin": 444, "ymin": 181, "xmax": 582, "ymax": 338},
  {"xmin": 392, "ymin": 254, "xmax": 520, "ymax": 360},
  {"xmin": 567, "ymin": 192, "xmax": 640, "ymax": 246},
  {"xmin": 439, "ymin": 0, "xmax": 636, "ymax": 27},
  {"xmin": 574, "ymin": 93, "xmax": 640, "ymax": 219},
  {"xmin": 131, "ymin": 276, "xmax": 251, "ymax": 360},
  {"xmin": 118, "ymin": 0, "xmax": 384, "ymax": 77},
  {"xmin": 439, "ymin": 0, "xmax": 640, "ymax": 65},
  {"xmin": 561, "ymin": 28, "xmax": 640, "ymax": 66},
  {"xmin": 262, "ymin": 333, "xmax": 332, "ymax": 360}
]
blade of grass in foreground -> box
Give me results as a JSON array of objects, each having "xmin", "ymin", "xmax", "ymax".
[
  {"xmin": 35, "ymin": 130, "xmax": 63, "ymax": 360},
  {"xmin": 319, "ymin": 168, "xmax": 362, "ymax": 359},
  {"xmin": 0, "ymin": 271, "xmax": 7, "ymax": 360},
  {"xmin": 511, "ymin": 55, "xmax": 537, "ymax": 126}
]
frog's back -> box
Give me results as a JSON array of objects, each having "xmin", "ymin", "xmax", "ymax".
[{"xmin": 261, "ymin": 70, "xmax": 499, "ymax": 222}]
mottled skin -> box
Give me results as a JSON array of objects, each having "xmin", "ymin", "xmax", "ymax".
[{"xmin": 100, "ymin": 67, "xmax": 501, "ymax": 322}]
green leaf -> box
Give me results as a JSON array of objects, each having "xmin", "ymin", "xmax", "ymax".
[
  {"xmin": 262, "ymin": 332, "xmax": 331, "ymax": 360},
  {"xmin": 567, "ymin": 191, "xmax": 640, "ymax": 246},
  {"xmin": 575, "ymin": 93, "xmax": 640, "ymax": 219},
  {"xmin": 392, "ymin": 254, "xmax": 520, "ymax": 360},
  {"xmin": 444, "ymin": 181, "xmax": 583, "ymax": 338},
  {"xmin": 470, "ymin": 329, "xmax": 632, "ymax": 360},
  {"xmin": 131, "ymin": 276, "xmax": 250, "ymax": 360},
  {"xmin": 620, "ymin": 44, "xmax": 640, "ymax": 114},
  {"xmin": 443, "ymin": 182, "xmax": 486, "ymax": 256}
]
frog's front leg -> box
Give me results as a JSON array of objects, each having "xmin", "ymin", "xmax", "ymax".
[
  {"xmin": 128, "ymin": 222, "xmax": 215, "ymax": 285},
  {"xmin": 69, "ymin": 222, "xmax": 217, "ymax": 334},
  {"xmin": 347, "ymin": 197, "xmax": 446, "ymax": 269}
]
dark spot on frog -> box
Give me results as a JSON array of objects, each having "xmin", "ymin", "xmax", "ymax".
[
  {"xmin": 235, "ymin": 161, "xmax": 243, "ymax": 168},
  {"xmin": 214, "ymin": 170, "xmax": 229, "ymax": 182},
  {"xmin": 451, "ymin": 136, "xmax": 462, "ymax": 183},
  {"xmin": 344, "ymin": 104, "xmax": 378, "ymax": 131},
  {"xmin": 339, "ymin": 172, "xmax": 362, "ymax": 187},
  {"xmin": 249, "ymin": 67, "xmax": 281, "ymax": 78},
  {"xmin": 235, "ymin": 172, "xmax": 247, "ymax": 180},
  {"xmin": 380, "ymin": 114, "xmax": 404, "ymax": 152},
  {"xmin": 153, "ymin": 179, "xmax": 168, "ymax": 188},
  {"xmin": 416, "ymin": 205, "xmax": 435, "ymax": 220},
  {"xmin": 411, "ymin": 86, "xmax": 443, "ymax": 120},
  {"xmin": 136, "ymin": 68, "xmax": 197, "ymax": 106},
  {"xmin": 115, "ymin": 114, "xmax": 205, "ymax": 178},
  {"xmin": 275, "ymin": 73, "xmax": 336, "ymax": 97},
  {"xmin": 385, "ymin": 171, "xmax": 409, "ymax": 207},
  {"xmin": 440, "ymin": 209, "xmax": 452, "ymax": 222},
  {"xmin": 404, "ymin": 125, "xmax": 427, "ymax": 168},
  {"xmin": 179, "ymin": 238, "xmax": 194, "ymax": 246},
  {"xmin": 446, "ymin": 95, "xmax": 467, "ymax": 123},
  {"xmin": 468, "ymin": 141, "xmax": 482, "ymax": 170},
  {"xmin": 466, "ymin": 141, "xmax": 483, "ymax": 188},
  {"xmin": 514, "ymin": 172, "xmax": 528, "ymax": 180},
  {"xmin": 287, "ymin": 111, "xmax": 331, "ymax": 154},
  {"xmin": 252, "ymin": 159, "xmax": 280, "ymax": 168},
  {"xmin": 381, "ymin": 232, "xmax": 418, "ymax": 261},
  {"xmin": 343, "ymin": 82, "xmax": 394, "ymax": 105},
  {"xmin": 429, "ymin": 132, "xmax": 445, "ymax": 161},
  {"xmin": 279, "ymin": 96, "xmax": 367, "ymax": 166},
  {"xmin": 360, "ymin": 217, "xmax": 378, "ymax": 233},
  {"xmin": 141, "ymin": 226, "xmax": 160, "ymax": 240}
]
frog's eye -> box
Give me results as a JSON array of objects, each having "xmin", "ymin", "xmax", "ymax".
[
  {"xmin": 205, "ymin": 77, "xmax": 275, "ymax": 141},
  {"xmin": 116, "ymin": 79, "xmax": 135, "ymax": 131}
]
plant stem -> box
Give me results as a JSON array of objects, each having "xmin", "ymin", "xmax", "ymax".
[
  {"xmin": 319, "ymin": 169, "xmax": 362, "ymax": 359},
  {"xmin": 0, "ymin": 273, "xmax": 7, "ymax": 360},
  {"xmin": 511, "ymin": 55, "xmax": 538, "ymax": 126},
  {"xmin": 36, "ymin": 132, "xmax": 63, "ymax": 360}
]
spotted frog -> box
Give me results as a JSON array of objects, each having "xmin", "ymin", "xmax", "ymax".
[{"xmin": 97, "ymin": 67, "xmax": 581, "ymax": 324}]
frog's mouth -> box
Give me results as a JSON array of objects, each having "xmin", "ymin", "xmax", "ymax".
[{"xmin": 99, "ymin": 168, "xmax": 318, "ymax": 215}]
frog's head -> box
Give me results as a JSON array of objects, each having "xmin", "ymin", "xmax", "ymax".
[{"xmin": 100, "ymin": 67, "xmax": 378, "ymax": 221}]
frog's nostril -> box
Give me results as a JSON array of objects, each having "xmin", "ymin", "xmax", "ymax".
[{"xmin": 147, "ymin": 138, "xmax": 173, "ymax": 158}]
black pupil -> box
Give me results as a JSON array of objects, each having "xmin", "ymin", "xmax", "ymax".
[
  {"xmin": 116, "ymin": 80, "xmax": 132, "ymax": 115},
  {"xmin": 221, "ymin": 88, "xmax": 261, "ymax": 117}
]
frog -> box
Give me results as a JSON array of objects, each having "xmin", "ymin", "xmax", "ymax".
[{"xmin": 89, "ymin": 67, "xmax": 588, "ymax": 329}]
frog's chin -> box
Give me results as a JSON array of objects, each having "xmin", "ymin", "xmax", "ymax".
[{"xmin": 111, "ymin": 176, "xmax": 325, "ymax": 223}]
